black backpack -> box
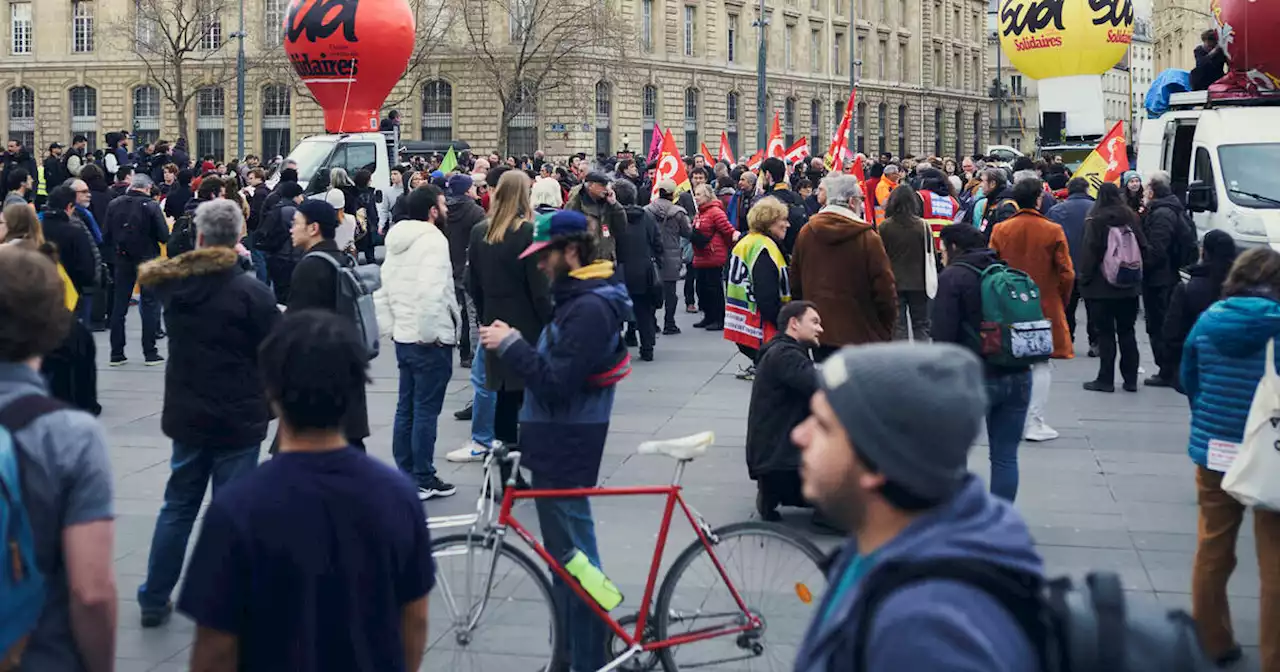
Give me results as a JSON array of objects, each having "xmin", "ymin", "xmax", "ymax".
[
  {"xmin": 1148, "ymin": 200, "xmax": 1199, "ymax": 271},
  {"xmin": 110, "ymin": 196, "xmax": 160, "ymax": 262},
  {"xmin": 168, "ymin": 211, "xmax": 196, "ymax": 258},
  {"xmin": 851, "ymin": 559, "xmax": 1212, "ymax": 672},
  {"xmin": 253, "ymin": 204, "xmax": 293, "ymax": 255}
]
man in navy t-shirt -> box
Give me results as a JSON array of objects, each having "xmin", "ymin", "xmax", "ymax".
[{"xmin": 177, "ymin": 310, "xmax": 435, "ymax": 671}]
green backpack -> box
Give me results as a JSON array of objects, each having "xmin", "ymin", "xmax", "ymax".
[{"xmin": 955, "ymin": 261, "xmax": 1053, "ymax": 367}]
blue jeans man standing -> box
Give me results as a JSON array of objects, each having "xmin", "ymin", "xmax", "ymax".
[
  {"xmin": 984, "ymin": 371, "xmax": 1031, "ymax": 501},
  {"xmin": 392, "ymin": 342, "xmax": 456, "ymax": 499}
]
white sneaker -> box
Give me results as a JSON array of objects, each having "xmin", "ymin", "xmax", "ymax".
[
  {"xmin": 1023, "ymin": 418, "xmax": 1059, "ymax": 442},
  {"xmin": 446, "ymin": 441, "xmax": 490, "ymax": 463}
]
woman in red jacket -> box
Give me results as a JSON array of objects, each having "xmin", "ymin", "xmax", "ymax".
[{"xmin": 691, "ymin": 183, "xmax": 739, "ymax": 330}]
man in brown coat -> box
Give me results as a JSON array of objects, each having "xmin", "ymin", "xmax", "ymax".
[
  {"xmin": 791, "ymin": 174, "xmax": 898, "ymax": 361},
  {"xmin": 990, "ymin": 175, "xmax": 1076, "ymax": 443}
]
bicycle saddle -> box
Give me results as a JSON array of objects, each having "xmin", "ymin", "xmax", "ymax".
[{"xmin": 637, "ymin": 432, "xmax": 714, "ymax": 461}]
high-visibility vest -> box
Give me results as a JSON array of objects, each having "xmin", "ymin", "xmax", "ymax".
[
  {"xmin": 920, "ymin": 191, "xmax": 959, "ymax": 253},
  {"xmin": 36, "ymin": 164, "xmax": 46, "ymax": 197},
  {"xmin": 725, "ymin": 233, "xmax": 791, "ymax": 350}
]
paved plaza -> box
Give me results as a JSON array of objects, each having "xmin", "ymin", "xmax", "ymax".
[{"xmin": 98, "ymin": 303, "xmax": 1264, "ymax": 671}]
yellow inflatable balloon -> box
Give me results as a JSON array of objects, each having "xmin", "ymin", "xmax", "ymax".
[{"xmin": 998, "ymin": 0, "xmax": 1134, "ymax": 80}]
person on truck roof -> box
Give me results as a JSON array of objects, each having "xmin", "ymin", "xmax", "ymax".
[{"xmin": 1191, "ymin": 29, "xmax": 1229, "ymax": 92}]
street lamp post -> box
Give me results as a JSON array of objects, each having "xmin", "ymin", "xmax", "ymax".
[
  {"xmin": 234, "ymin": 0, "xmax": 246, "ymax": 160},
  {"xmin": 754, "ymin": 0, "xmax": 769, "ymax": 153},
  {"xmin": 848, "ymin": 0, "xmax": 862, "ymax": 160}
]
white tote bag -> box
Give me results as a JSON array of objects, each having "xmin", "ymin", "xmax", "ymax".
[
  {"xmin": 1222, "ymin": 337, "xmax": 1280, "ymax": 510},
  {"xmin": 923, "ymin": 221, "xmax": 939, "ymax": 299}
]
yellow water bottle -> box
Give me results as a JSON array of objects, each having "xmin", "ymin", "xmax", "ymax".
[{"xmin": 562, "ymin": 549, "xmax": 623, "ymax": 611}]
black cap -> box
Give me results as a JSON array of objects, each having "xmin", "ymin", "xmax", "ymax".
[
  {"xmin": 584, "ymin": 171, "xmax": 611, "ymax": 185},
  {"xmin": 48, "ymin": 142, "xmax": 63, "ymax": 150}
]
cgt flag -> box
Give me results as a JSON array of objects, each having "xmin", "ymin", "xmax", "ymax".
[
  {"xmin": 718, "ymin": 131, "xmax": 735, "ymax": 165},
  {"xmin": 825, "ymin": 89, "xmax": 856, "ymax": 172},
  {"xmin": 1074, "ymin": 121, "xmax": 1129, "ymax": 198},
  {"xmin": 746, "ymin": 150, "xmax": 764, "ymax": 171},
  {"xmin": 651, "ymin": 129, "xmax": 693, "ymax": 200},
  {"xmin": 767, "ymin": 113, "xmax": 786, "ymax": 159},
  {"xmin": 784, "ymin": 138, "xmax": 810, "ymax": 164},
  {"xmin": 700, "ymin": 142, "xmax": 716, "ymax": 167}
]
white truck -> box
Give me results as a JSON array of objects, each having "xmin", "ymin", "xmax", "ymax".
[
  {"xmin": 286, "ymin": 131, "xmax": 397, "ymax": 197},
  {"xmin": 1137, "ymin": 91, "xmax": 1280, "ymax": 250}
]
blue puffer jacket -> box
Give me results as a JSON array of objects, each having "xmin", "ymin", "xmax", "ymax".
[{"xmin": 1182, "ymin": 295, "xmax": 1280, "ymax": 467}]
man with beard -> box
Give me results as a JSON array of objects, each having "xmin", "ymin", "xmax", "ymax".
[
  {"xmin": 791, "ymin": 343, "xmax": 1043, "ymax": 672},
  {"xmin": 746, "ymin": 300, "xmax": 822, "ymax": 523}
]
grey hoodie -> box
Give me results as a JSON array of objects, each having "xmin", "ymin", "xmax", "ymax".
[
  {"xmin": 644, "ymin": 197, "xmax": 691, "ymax": 283},
  {"xmin": 794, "ymin": 476, "xmax": 1043, "ymax": 672}
]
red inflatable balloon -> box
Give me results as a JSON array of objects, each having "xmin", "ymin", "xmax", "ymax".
[
  {"xmin": 284, "ymin": 0, "xmax": 415, "ymax": 132},
  {"xmin": 1212, "ymin": 0, "xmax": 1280, "ymax": 90}
]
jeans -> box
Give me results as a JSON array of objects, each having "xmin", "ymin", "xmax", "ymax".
[
  {"xmin": 110, "ymin": 258, "xmax": 161, "ymax": 358},
  {"xmin": 138, "ymin": 442, "xmax": 260, "ymax": 611},
  {"xmin": 984, "ymin": 371, "xmax": 1031, "ymax": 502},
  {"xmin": 392, "ymin": 342, "xmax": 452, "ymax": 486},
  {"xmin": 663, "ymin": 280, "xmax": 679, "ymax": 328},
  {"xmin": 1088, "ymin": 297, "xmax": 1140, "ymax": 386},
  {"xmin": 628, "ymin": 293, "xmax": 657, "ymax": 356},
  {"xmin": 470, "ymin": 348, "xmax": 496, "ymax": 447},
  {"xmin": 1144, "ymin": 284, "xmax": 1176, "ymax": 379},
  {"xmin": 533, "ymin": 474, "xmax": 607, "ymax": 671},
  {"xmin": 247, "ymin": 233, "xmax": 270, "ymax": 285},
  {"xmin": 1192, "ymin": 466, "xmax": 1280, "ymax": 669},
  {"xmin": 894, "ymin": 290, "xmax": 931, "ymax": 341},
  {"xmin": 694, "ymin": 267, "xmax": 724, "ymax": 325}
]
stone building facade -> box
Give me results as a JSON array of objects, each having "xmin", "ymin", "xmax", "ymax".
[
  {"xmin": 1152, "ymin": 0, "xmax": 1214, "ymax": 74},
  {"xmin": 2, "ymin": 0, "xmax": 989, "ymax": 162}
]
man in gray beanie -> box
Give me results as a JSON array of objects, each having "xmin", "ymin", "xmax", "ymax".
[{"xmin": 792, "ymin": 342, "xmax": 1044, "ymax": 672}]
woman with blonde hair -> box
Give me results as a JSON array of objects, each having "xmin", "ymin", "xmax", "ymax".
[
  {"xmin": 1, "ymin": 202, "xmax": 47, "ymax": 248},
  {"xmin": 466, "ymin": 169, "xmax": 550, "ymax": 475},
  {"xmin": 725, "ymin": 197, "xmax": 791, "ymax": 362}
]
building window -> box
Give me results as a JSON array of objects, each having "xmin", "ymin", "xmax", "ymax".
[
  {"xmin": 1011, "ymin": 74, "xmax": 1023, "ymax": 97},
  {"xmin": 135, "ymin": 0, "xmax": 158, "ymax": 48},
  {"xmin": 877, "ymin": 103, "xmax": 887, "ymax": 154},
  {"xmin": 856, "ymin": 102, "xmax": 866, "ymax": 154},
  {"xmin": 641, "ymin": 0, "xmax": 652, "ymax": 52},
  {"xmin": 421, "ymin": 80, "xmax": 452, "ymax": 144},
  {"xmin": 196, "ymin": 87, "xmax": 225, "ymax": 162},
  {"xmin": 784, "ymin": 97, "xmax": 796, "ymax": 147},
  {"xmin": 810, "ymin": 99, "xmax": 821, "ymax": 154},
  {"xmin": 954, "ymin": 109, "xmax": 963, "ymax": 158},
  {"xmin": 857, "ymin": 36, "xmax": 865, "ymax": 75},
  {"xmin": 811, "ymin": 0, "xmax": 820, "ymax": 10},
  {"xmin": 683, "ymin": 88, "xmax": 698, "ymax": 156},
  {"xmin": 727, "ymin": 13, "xmax": 738, "ymax": 63},
  {"xmin": 933, "ymin": 107, "xmax": 942, "ymax": 156},
  {"xmin": 6, "ymin": 86, "xmax": 34, "ymax": 151},
  {"xmin": 784, "ymin": 24, "xmax": 794, "ymax": 70},
  {"xmin": 810, "ymin": 29, "xmax": 820, "ymax": 72},
  {"xmin": 684, "ymin": 6, "xmax": 695, "ymax": 57},
  {"xmin": 973, "ymin": 55, "xmax": 981, "ymax": 92},
  {"xmin": 507, "ymin": 81, "xmax": 536, "ymax": 157},
  {"xmin": 878, "ymin": 39, "xmax": 886, "ymax": 80},
  {"xmin": 70, "ymin": 86, "xmax": 97, "ymax": 151},
  {"xmin": 595, "ymin": 81, "xmax": 612, "ymax": 156},
  {"xmin": 973, "ymin": 111, "xmax": 981, "ymax": 155},
  {"xmin": 898, "ymin": 104, "xmax": 907, "ymax": 158},
  {"xmin": 643, "ymin": 85, "xmax": 658, "ymax": 154},
  {"xmin": 833, "ymin": 32, "xmax": 843, "ymax": 75},
  {"xmin": 10, "ymin": 2, "xmax": 31, "ymax": 55},
  {"xmin": 933, "ymin": 48, "xmax": 942, "ymax": 87},
  {"xmin": 72, "ymin": 1, "xmax": 93, "ymax": 53},
  {"xmin": 833, "ymin": 99, "xmax": 843, "ymax": 136},
  {"xmin": 726, "ymin": 91, "xmax": 739, "ymax": 158},
  {"xmin": 132, "ymin": 85, "xmax": 161, "ymax": 146},
  {"xmin": 899, "ymin": 42, "xmax": 908, "ymax": 83},
  {"xmin": 510, "ymin": 0, "xmax": 531, "ymax": 41},
  {"xmin": 200, "ymin": 4, "xmax": 222, "ymax": 51},
  {"xmin": 261, "ymin": 84, "xmax": 291, "ymax": 158},
  {"xmin": 263, "ymin": 0, "xmax": 286, "ymax": 45}
]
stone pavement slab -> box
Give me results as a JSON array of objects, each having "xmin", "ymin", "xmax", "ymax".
[{"xmin": 96, "ymin": 301, "xmax": 1263, "ymax": 671}]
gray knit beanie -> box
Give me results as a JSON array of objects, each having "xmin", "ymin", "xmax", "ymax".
[{"xmin": 818, "ymin": 343, "xmax": 987, "ymax": 502}]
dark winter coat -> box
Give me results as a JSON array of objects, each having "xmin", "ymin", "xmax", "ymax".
[
  {"xmin": 616, "ymin": 205, "xmax": 663, "ymax": 297},
  {"xmin": 691, "ymin": 199, "xmax": 736, "ymax": 268},
  {"xmin": 566, "ymin": 186, "xmax": 627, "ymax": 260},
  {"xmin": 1078, "ymin": 205, "xmax": 1145, "ymax": 300},
  {"xmin": 104, "ymin": 192, "xmax": 170, "ymax": 263},
  {"xmin": 931, "ymin": 247, "xmax": 1031, "ymax": 375},
  {"xmin": 1163, "ymin": 262, "xmax": 1231, "ymax": 378},
  {"xmin": 468, "ymin": 221, "xmax": 553, "ymax": 392},
  {"xmin": 791, "ymin": 207, "xmax": 898, "ymax": 347},
  {"xmin": 980, "ymin": 185, "xmax": 1018, "ymax": 239},
  {"xmin": 85, "ymin": 175, "xmax": 113, "ymax": 229},
  {"xmin": 287, "ymin": 239, "xmax": 369, "ymax": 441},
  {"xmin": 745, "ymin": 334, "xmax": 817, "ymax": 479},
  {"xmin": 43, "ymin": 154, "xmax": 70, "ymax": 194},
  {"xmin": 245, "ymin": 184, "xmax": 269, "ymax": 233},
  {"xmin": 1046, "ymin": 192, "xmax": 1093, "ymax": 271},
  {"xmin": 759, "ymin": 185, "xmax": 808, "ymax": 255},
  {"xmin": 645, "ymin": 197, "xmax": 691, "ymax": 283},
  {"xmin": 139, "ymin": 247, "xmax": 280, "ymax": 449},
  {"xmin": 0, "ymin": 149, "xmax": 37, "ymax": 194},
  {"xmin": 445, "ymin": 194, "xmax": 486, "ymax": 288},
  {"xmin": 40, "ymin": 210, "xmax": 98, "ymax": 293},
  {"xmin": 1142, "ymin": 194, "xmax": 1195, "ymax": 288},
  {"xmin": 164, "ymin": 184, "xmax": 192, "ymax": 220},
  {"xmin": 878, "ymin": 214, "xmax": 931, "ymax": 293}
]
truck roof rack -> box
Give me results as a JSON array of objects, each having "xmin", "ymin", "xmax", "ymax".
[{"xmin": 1169, "ymin": 89, "xmax": 1280, "ymax": 111}]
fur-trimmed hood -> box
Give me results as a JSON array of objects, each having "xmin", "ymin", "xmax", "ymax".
[{"xmin": 139, "ymin": 247, "xmax": 241, "ymax": 286}]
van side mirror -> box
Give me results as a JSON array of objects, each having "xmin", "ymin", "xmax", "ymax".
[{"xmin": 1187, "ymin": 181, "xmax": 1217, "ymax": 213}]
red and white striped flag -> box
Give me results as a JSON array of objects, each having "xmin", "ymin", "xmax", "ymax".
[
  {"xmin": 717, "ymin": 131, "xmax": 735, "ymax": 165},
  {"xmin": 784, "ymin": 138, "xmax": 809, "ymax": 164},
  {"xmin": 825, "ymin": 90, "xmax": 856, "ymax": 172},
  {"xmin": 746, "ymin": 150, "xmax": 765, "ymax": 171}
]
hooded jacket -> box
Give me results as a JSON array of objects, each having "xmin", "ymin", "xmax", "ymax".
[
  {"xmin": 691, "ymin": 198, "xmax": 736, "ymax": 268},
  {"xmin": 791, "ymin": 206, "xmax": 898, "ymax": 347},
  {"xmin": 1182, "ymin": 295, "xmax": 1280, "ymax": 467},
  {"xmin": 793, "ymin": 476, "xmax": 1043, "ymax": 672},
  {"xmin": 745, "ymin": 333, "xmax": 816, "ymax": 478},
  {"xmin": 139, "ymin": 247, "xmax": 281, "ymax": 449},
  {"xmin": 374, "ymin": 219, "xmax": 460, "ymax": 346},
  {"xmin": 989, "ymin": 208, "xmax": 1076, "ymax": 358},
  {"xmin": 494, "ymin": 260, "xmax": 633, "ymax": 488},
  {"xmin": 645, "ymin": 197, "xmax": 691, "ymax": 283},
  {"xmin": 1142, "ymin": 194, "xmax": 1194, "ymax": 287},
  {"xmin": 444, "ymin": 194, "xmax": 486, "ymax": 287},
  {"xmin": 616, "ymin": 204, "xmax": 663, "ymax": 296}
]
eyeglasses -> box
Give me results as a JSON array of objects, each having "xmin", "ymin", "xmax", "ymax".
[{"xmin": 74, "ymin": 189, "xmax": 90, "ymax": 194}]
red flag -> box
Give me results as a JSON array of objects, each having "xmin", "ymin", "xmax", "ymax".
[
  {"xmin": 746, "ymin": 150, "xmax": 764, "ymax": 171},
  {"xmin": 766, "ymin": 113, "xmax": 785, "ymax": 159},
  {"xmin": 784, "ymin": 138, "xmax": 809, "ymax": 164},
  {"xmin": 826, "ymin": 90, "xmax": 856, "ymax": 172},
  {"xmin": 700, "ymin": 142, "xmax": 716, "ymax": 167},
  {"xmin": 850, "ymin": 156, "xmax": 876, "ymax": 223},
  {"xmin": 646, "ymin": 123, "xmax": 664, "ymax": 163},
  {"xmin": 651, "ymin": 129, "xmax": 692, "ymax": 200},
  {"xmin": 718, "ymin": 131, "xmax": 735, "ymax": 165}
]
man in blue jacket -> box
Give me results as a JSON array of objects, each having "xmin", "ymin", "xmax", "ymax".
[
  {"xmin": 791, "ymin": 342, "xmax": 1043, "ymax": 672},
  {"xmin": 1047, "ymin": 177, "xmax": 1096, "ymax": 354},
  {"xmin": 479, "ymin": 209, "xmax": 633, "ymax": 672}
]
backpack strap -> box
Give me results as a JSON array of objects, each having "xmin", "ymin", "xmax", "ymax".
[
  {"xmin": 851, "ymin": 558, "xmax": 1051, "ymax": 672},
  {"xmin": 0, "ymin": 395, "xmax": 67, "ymax": 505}
]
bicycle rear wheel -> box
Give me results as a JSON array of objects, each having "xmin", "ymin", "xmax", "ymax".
[
  {"xmin": 428, "ymin": 533, "xmax": 564, "ymax": 671},
  {"xmin": 655, "ymin": 521, "xmax": 827, "ymax": 672}
]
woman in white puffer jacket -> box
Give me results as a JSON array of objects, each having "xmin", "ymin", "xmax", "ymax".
[{"xmin": 372, "ymin": 184, "xmax": 461, "ymax": 500}]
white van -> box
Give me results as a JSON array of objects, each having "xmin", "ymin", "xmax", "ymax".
[
  {"xmin": 286, "ymin": 131, "xmax": 397, "ymax": 198},
  {"xmin": 1137, "ymin": 91, "xmax": 1280, "ymax": 250}
]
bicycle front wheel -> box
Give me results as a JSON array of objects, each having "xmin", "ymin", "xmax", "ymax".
[
  {"xmin": 427, "ymin": 533, "xmax": 564, "ymax": 671},
  {"xmin": 655, "ymin": 522, "xmax": 827, "ymax": 672}
]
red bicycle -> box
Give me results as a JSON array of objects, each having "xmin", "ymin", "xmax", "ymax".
[{"xmin": 426, "ymin": 433, "xmax": 829, "ymax": 671}]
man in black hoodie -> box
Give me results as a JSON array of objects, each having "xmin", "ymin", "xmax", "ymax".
[
  {"xmin": 103, "ymin": 175, "xmax": 170, "ymax": 366},
  {"xmin": 444, "ymin": 174, "xmax": 487, "ymax": 367},
  {"xmin": 612, "ymin": 179, "xmax": 663, "ymax": 361},
  {"xmin": 1141, "ymin": 170, "xmax": 1198, "ymax": 387}
]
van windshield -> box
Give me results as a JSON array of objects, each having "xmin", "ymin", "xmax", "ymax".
[
  {"xmin": 1219, "ymin": 144, "xmax": 1280, "ymax": 209},
  {"xmin": 285, "ymin": 138, "xmax": 337, "ymax": 186}
]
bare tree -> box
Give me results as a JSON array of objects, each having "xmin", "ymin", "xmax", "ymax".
[
  {"xmin": 112, "ymin": 0, "xmax": 244, "ymax": 139},
  {"xmin": 454, "ymin": 0, "xmax": 630, "ymax": 154}
]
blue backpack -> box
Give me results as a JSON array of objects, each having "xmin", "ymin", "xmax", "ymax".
[{"xmin": 0, "ymin": 395, "xmax": 62, "ymax": 668}]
